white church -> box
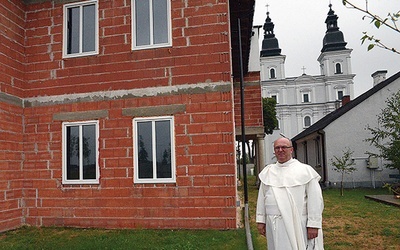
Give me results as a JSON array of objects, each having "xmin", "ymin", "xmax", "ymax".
[{"xmin": 259, "ymin": 5, "xmax": 355, "ymax": 164}]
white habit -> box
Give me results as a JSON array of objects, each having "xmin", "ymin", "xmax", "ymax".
[{"xmin": 256, "ymin": 158, "xmax": 324, "ymax": 250}]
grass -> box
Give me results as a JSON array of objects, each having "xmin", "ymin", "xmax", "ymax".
[
  {"xmin": 0, "ymin": 176, "xmax": 399, "ymax": 250},
  {"xmin": 0, "ymin": 227, "xmax": 247, "ymax": 250}
]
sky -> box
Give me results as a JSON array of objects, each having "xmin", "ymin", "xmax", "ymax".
[{"xmin": 253, "ymin": 0, "xmax": 400, "ymax": 97}]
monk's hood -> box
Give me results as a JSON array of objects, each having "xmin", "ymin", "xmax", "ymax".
[{"xmin": 259, "ymin": 158, "xmax": 321, "ymax": 187}]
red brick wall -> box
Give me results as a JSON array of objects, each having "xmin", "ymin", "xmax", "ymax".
[
  {"xmin": 233, "ymin": 72, "xmax": 263, "ymax": 129},
  {"xmin": 23, "ymin": 91, "xmax": 237, "ymax": 229},
  {"xmin": 0, "ymin": 0, "xmax": 25, "ymax": 232},
  {"xmin": 0, "ymin": 101, "xmax": 24, "ymax": 232},
  {"xmin": 13, "ymin": 0, "xmax": 239, "ymax": 230},
  {"xmin": 23, "ymin": 0, "xmax": 232, "ymax": 97},
  {"xmin": 0, "ymin": 0, "xmax": 25, "ymax": 96}
]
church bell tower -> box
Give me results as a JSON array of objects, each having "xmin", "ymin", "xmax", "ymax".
[
  {"xmin": 318, "ymin": 4, "xmax": 353, "ymax": 78},
  {"xmin": 260, "ymin": 11, "xmax": 286, "ymax": 81}
]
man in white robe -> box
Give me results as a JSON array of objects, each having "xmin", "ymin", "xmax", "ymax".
[{"xmin": 256, "ymin": 137, "xmax": 324, "ymax": 250}]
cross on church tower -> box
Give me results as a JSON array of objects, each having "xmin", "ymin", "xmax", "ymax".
[{"xmin": 301, "ymin": 66, "xmax": 307, "ymax": 75}]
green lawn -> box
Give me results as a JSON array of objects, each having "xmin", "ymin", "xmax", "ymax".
[{"xmin": 0, "ymin": 177, "xmax": 399, "ymax": 250}]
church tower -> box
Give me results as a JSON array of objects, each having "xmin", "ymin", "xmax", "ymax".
[
  {"xmin": 260, "ymin": 4, "xmax": 355, "ymax": 164},
  {"xmin": 260, "ymin": 11, "xmax": 286, "ymax": 81},
  {"xmin": 318, "ymin": 4, "xmax": 355, "ymax": 100}
]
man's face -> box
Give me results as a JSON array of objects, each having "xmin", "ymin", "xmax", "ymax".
[{"xmin": 274, "ymin": 138, "xmax": 293, "ymax": 163}]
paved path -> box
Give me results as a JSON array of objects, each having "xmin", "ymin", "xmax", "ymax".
[{"xmin": 365, "ymin": 195, "xmax": 400, "ymax": 208}]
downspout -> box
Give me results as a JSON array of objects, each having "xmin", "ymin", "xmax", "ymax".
[
  {"xmin": 238, "ymin": 18, "xmax": 254, "ymax": 250},
  {"xmin": 317, "ymin": 131, "xmax": 327, "ymax": 185}
]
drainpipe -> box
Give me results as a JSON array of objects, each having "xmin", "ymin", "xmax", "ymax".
[{"xmin": 238, "ymin": 18, "xmax": 253, "ymax": 250}]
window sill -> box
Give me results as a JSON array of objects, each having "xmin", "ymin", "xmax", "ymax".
[
  {"xmin": 62, "ymin": 51, "xmax": 99, "ymax": 59},
  {"xmin": 62, "ymin": 180, "xmax": 99, "ymax": 185}
]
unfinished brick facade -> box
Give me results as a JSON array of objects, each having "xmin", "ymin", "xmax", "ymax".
[{"xmin": 0, "ymin": 0, "xmax": 262, "ymax": 231}]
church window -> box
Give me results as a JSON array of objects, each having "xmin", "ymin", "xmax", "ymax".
[
  {"xmin": 335, "ymin": 63, "xmax": 342, "ymax": 74},
  {"xmin": 270, "ymin": 68, "xmax": 276, "ymax": 79},
  {"xmin": 303, "ymin": 93, "xmax": 310, "ymax": 103},
  {"xmin": 270, "ymin": 94, "xmax": 278, "ymax": 104},
  {"xmin": 337, "ymin": 90, "xmax": 344, "ymax": 100},
  {"xmin": 304, "ymin": 116, "xmax": 311, "ymax": 127}
]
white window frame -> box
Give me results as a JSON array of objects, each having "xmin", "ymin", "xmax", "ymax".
[
  {"xmin": 335, "ymin": 62, "xmax": 342, "ymax": 74},
  {"xmin": 63, "ymin": 0, "xmax": 99, "ymax": 58},
  {"xmin": 133, "ymin": 116, "xmax": 176, "ymax": 184},
  {"xmin": 131, "ymin": 0, "xmax": 172, "ymax": 50},
  {"xmin": 302, "ymin": 92, "xmax": 311, "ymax": 103},
  {"xmin": 337, "ymin": 89, "xmax": 344, "ymax": 100},
  {"xmin": 62, "ymin": 120, "xmax": 99, "ymax": 184}
]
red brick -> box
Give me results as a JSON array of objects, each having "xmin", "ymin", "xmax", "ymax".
[{"xmin": 0, "ymin": 0, "xmax": 266, "ymax": 232}]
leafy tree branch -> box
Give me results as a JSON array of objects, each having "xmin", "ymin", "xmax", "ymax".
[
  {"xmin": 342, "ymin": 0, "xmax": 400, "ymax": 54},
  {"xmin": 262, "ymin": 97, "xmax": 278, "ymax": 135},
  {"xmin": 365, "ymin": 90, "xmax": 400, "ymax": 172}
]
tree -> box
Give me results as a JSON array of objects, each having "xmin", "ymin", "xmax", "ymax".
[
  {"xmin": 342, "ymin": 0, "xmax": 400, "ymax": 54},
  {"xmin": 262, "ymin": 97, "xmax": 278, "ymax": 135},
  {"xmin": 331, "ymin": 148, "xmax": 357, "ymax": 196},
  {"xmin": 138, "ymin": 135, "xmax": 149, "ymax": 162},
  {"xmin": 365, "ymin": 90, "xmax": 400, "ymax": 172}
]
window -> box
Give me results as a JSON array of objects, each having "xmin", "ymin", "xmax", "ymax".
[
  {"xmin": 270, "ymin": 94, "xmax": 278, "ymax": 104},
  {"xmin": 62, "ymin": 121, "xmax": 99, "ymax": 184},
  {"xmin": 132, "ymin": 0, "xmax": 172, "ymax": 50},
  {"xmin": 134, "ymin": 116, "xmax": 175, "ymax": 183},
  {"xmin": 270, "ymin": 68, "xmax": 276, "ymax": 79},
  {"xmin": 63, "ymin": 0, "xmax": 98, "ymax": 58},
  {"xmin": 304, "ymin": 116, "xmax": 311, "ymax": 127},
  {"xmin": 303, "ymin": 93, "xmax": 310, "ymax": 103},
  {"xmin": 335, "ymin": 63, "xmax": 342, "ymax": 74},
  {"xmin": 337, "ymin": 90, "xmax": 344, "ymax": 100}
]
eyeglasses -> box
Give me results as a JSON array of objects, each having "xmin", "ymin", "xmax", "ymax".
[{"xmin": 274, "ymin": 146, "xmax": 292, "ymax": 151}]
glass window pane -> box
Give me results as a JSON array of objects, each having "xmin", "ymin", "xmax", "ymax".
[
  {"xmin": 336, "ymin": 63, "xmax": 342, "ymax": 73},
  {"xmin": 135, "ymin": 0, "xmax": 150, "ymax": 46},
  {"xmin": 303, "ymin": 93, "xmax": 309, "ymax": 102},
  {"xmin": 66, "ymin": 126, "xmax": 80, "ymax": 180},
  {"xmin": 83, "ymin": 4, "xmax": 96, "ymax": 52},
  {"xmin": 270, "ymin": 68, "xmax": 276, "ymax": 79},
  {"xmin": 83, "ymin": 125, "xmax": 96, "ymax": 179},
  {"xmin": 137, "ymin": 122, "xmax": 153, "ymax": 178},
  {"xmin": 67, "ymin": 7, "xmax": 80, "ymax": 54},
  {"xmin": 155, "ymin": 120, "xmax": 171, "ymax": 178},
  {"xmin": 338, "ymin": 90, "xmax": 344, "ymax": 100},
  {"xmin": 152, "ymin": 0, "xmax": 168, "ymax": 44}
]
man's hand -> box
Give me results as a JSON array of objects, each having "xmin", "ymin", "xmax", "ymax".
[
  {"xmin": 257, "ymin": 223, "xmax": 266, "ymax": 236},
  {"xmin": 307, "ymin": 227, "xmax": 319, "ymax": 239}
]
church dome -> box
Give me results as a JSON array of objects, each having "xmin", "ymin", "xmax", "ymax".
[
  {"xmin": 260, "ymin": 12, "xmax": 282, "ymax": 57},
  {"xmin": 321, "ymin": 4, "xmax": 347, "ymax": 52}
]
